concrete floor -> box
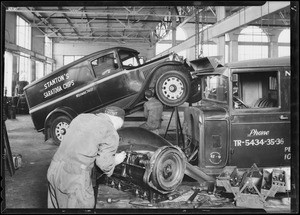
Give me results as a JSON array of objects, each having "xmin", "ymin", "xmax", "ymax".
[{"xmin": 3, "ymin": 112, "xmax": 292, "ymax": 213}]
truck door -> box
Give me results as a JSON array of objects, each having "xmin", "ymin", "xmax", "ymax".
[
  {"xmin": 229, "ymin": 67, "xmax": 291, "ymax": 168},
  {"xmin": 91, "ymin": 52, "xmax": 142, "ymax": 106}
]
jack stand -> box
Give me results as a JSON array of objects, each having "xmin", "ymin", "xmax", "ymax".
[{"xmin": 164, "ymin": 106, "xmax": 184, "ymax": 147}]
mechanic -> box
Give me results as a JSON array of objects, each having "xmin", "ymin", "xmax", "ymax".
[
  {"xmin": 47, "ymin": 106, "xmax": 127, "ymax": 209},
  {"xmin": 139, "ymin": 89, "xmax": 163, "ymax": 135}
]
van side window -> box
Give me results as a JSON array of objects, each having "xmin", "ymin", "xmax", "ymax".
[
  {"xmin": 91, "ymin": 53, "xmax": 118, "ymax": 78},
  {"xmin": 232, "ymin": 71, "xmax": 278, "ymax": 109}
]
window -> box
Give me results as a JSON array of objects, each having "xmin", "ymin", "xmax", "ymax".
[
  {"xmin": 155, "ymin": 27, "xmax": 187, "ymax": 55},
  {"xmin": 202, "ymin": 75, "xmax": 228, "ymax": 102},
  {"xmin": 35, "ymin": 61, "xmax": 44, "ymax": 80},
  {"xmin": 18, "ymin": 54, "xmax": 31, "ymax": 82},
  {"xmin": 156, "ymin": 43, "xmax": 172, "ymax": 55},
  {"xmin": 45, "ymin": 63, "xmax": 52, "ymax": 75},
  {"xmin": 232, "ymin": 71, "xmax": 278, "ymax": 109},
  {"xmin": 91, "ymin": 53, "xmax": 118, "ymax": 77},
  {"xmin": 278, "ymin": 29, "xmax": 290, "ymax": 57},
  {"xmin": 16, "ymin": 16, "xmax": 32, "ymax": 83},
  {"xmin": 238, "ymin": 26, "xmax": 269, "ymax": 61},
  {"xmin": 201, "ymin": 43, "xmax": 218, "ymax": 57},
  {"xmin": 63, "ymin": 55, "xmax": 84, "ymax": 65},
  {"xmin": 16, "ymin": 16, "xmax": 31, "ymax": 49},
  {"xmin": 4, "ymin": 51, "xmax": 13, "ymax": 96},
  {"xmin": 118, "ymin": 50, "xmax": 140, "ymax": 68},
  {"xmin": 45, "ymin": 36, "xmax": 52, "ymax": 58}
]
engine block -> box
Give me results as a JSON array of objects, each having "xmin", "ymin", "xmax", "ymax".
[{"xmin": 103, "ymin": 145, "xmax": 187, "ymax": 202}]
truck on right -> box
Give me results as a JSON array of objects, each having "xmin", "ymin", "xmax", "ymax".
[{"xmin": 183, "ymin": 56, "xmax": 291, "ymax": 180}]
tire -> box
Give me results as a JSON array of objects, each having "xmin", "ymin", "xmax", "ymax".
[
  {"xmin": 49, "ymin": 115, "xmax": 71, "ymax": 145},
  {"xmin": 155, "ymin": 70, "xmax": 191, "ymax": 107},
  {"xmin": 187, "ymin": 79, "xmax": 202, "ymax": 104}
]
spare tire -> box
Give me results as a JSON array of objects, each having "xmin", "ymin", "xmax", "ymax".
[{"xmin": 187, "ymin": 78, "xmax": 202, "ymax": 104}]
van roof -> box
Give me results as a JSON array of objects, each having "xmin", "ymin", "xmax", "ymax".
[{"xmin": 25, "ymin": 47, "xmax": 139, "ymax": 88}]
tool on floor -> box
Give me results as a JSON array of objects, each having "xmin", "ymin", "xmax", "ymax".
[
  {"xmin": 106, "ymin": 198, "xmax": 120, "ymax": 204},
  {"xmin": 129, "ymin": 200, "xmax": 154, "ymax": 207},
  {"xmin": 186, "ymin": 187, "xmax": 201, "ymax": 204},
  {"xmin": 194, "ymin": 194, "xmax": 210, "ymax": 208}
]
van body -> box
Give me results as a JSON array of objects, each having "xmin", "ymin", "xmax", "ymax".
[{"xmin": 24, "ymin": 47, "xmax": 195, "ymax": 144}]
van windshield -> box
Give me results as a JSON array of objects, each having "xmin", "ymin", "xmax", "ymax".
[
  {"xmin": 202, "ymin": 74, "xmax": 228, "ymax": 103},
  {"xmin": 118, "ymin": 50, "xmax": 141, "ymax": 69}
]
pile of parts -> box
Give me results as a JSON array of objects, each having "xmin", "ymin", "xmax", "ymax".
[{"xmin": 216, "ymin": 163, "xmax": 288, "ymax": 208}]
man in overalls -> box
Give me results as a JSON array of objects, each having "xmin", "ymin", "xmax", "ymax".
[
  {"xmin": 140, "ymin": 89, "xmax": 163, "ymax": 135},
  {"xmin": 47, "ymin": 106, "xmax": 126, "ymax": 208}
]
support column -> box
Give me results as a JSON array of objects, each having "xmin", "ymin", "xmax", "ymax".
[
  {"xmin": 268, "ymin": 29, "xmax": 281, "ymax": 58},
  {"xmin": 215, "ymin": 7, "xmax": 226, "ymax": 64},
  {"xmin": 172, "ymin": 7, "xmax": 177, "ymax": 47},
  {"xmin": 31, "ymin": 60, "xmax": 36, "ymax": 82},
  {"xmin": 227, "ymin": 30, "xmax": 240, "ymax": 63},
  {"xmin": 195, "ymin": 8, "xmax": 200, "ymax": 59}
]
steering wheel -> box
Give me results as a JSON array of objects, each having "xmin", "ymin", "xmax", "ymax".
[{"xmin": 233, "ymin": 96, "xmax": 249, "ymax": 108}]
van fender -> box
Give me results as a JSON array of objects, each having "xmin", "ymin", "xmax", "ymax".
[
  {"xmin": 147, "ymin": 62, "xmax": 187, "ymax": 89},
  {"xmin": 44, "ymin": 106, "xmax": 78, "ymax": 140}
]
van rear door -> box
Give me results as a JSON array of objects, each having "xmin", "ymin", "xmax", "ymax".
[{"xmin": 229, "ymin": 67, "xmax": 291, "ymax": 168}]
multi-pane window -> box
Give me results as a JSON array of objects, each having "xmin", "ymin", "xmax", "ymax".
[
  {"xmin": 35, "ymin": 61, "xmax": 44, "ymax": 80},
  {"xmin": 18, "ymin": 54, "xmax": 31, "ymax": 82},
  {"xmin": 155, "ymin": 27, "xmax": 187, "ymax": 56},
  {"xmin": 238, "ymin": 26, "xmax": 269, "ymax": 61},
  {"xmin": 278, "ymin": 29, "xmax": 290, "ymax": 57},
  {"xmin": 63, "ymin": 55, "xmax": 84, "ymax": 65},
  {"xmin": 201, "ymin": 43, "xmax": 218, "ymax": 57},
  {"xmin": 45, "ymin": 36, "xmax": 53, "ymax": 58},
  {"xmin": 45, "ymin": 63, "xmax": 52, "ymax": 75},
  {"xmin": 16, "ymin": 16, "xmax": 32, "ymax": 83},
  {"xmin": 16, "ymin": 16, "xmax": 31, "ymax": 49}
]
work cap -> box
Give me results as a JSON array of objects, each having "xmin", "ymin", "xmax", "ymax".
[{"xmin": 104, "ymin": 106, "xmax": 125, "ymax": 120}]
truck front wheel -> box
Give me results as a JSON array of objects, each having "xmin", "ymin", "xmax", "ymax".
[
  {"xmin": 49, "ymin": 115, "xmax": 71, "ymax": 145},
  {"xmin": 155, "ymin": 70, "xmax": 191, "ymax": 107}
]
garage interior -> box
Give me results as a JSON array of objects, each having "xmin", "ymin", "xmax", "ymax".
[{"xmin": 1, "ymin": 1, "xmax": 298, "ymax": 213}]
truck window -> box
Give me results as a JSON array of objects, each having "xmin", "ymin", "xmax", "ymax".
[
  {"xmin": 202, "ymin": 75, "xmax": 228, "ymax": 103},
  {"xmin": 91, "ymin": 53, "xmax": 118, "ymax": 78},
  {"xmin": 118, "ymin": 50, "xmax": 140, "ymax": 68},
  {"xmin": 232, "ymin": 71, "xmax": 278, "ymax": 109}
]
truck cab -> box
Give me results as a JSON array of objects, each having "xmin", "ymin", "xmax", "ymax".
[{"xmin": 183, "ymin": 56, "xmax": 291, "ymax": 176}]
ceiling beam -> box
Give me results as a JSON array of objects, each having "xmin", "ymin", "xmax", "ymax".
[
  {"xmin": 7, "ymin": 8, "xmax": 190, "ymax": 18},
  {"xmin": 157, "ymin": 1, "xmax": 290, "ymax": 57},
  {"xmin": 32, "ymin": 6, "xmax": 65, "ymax": 37},
  {"xmin": 58, "ymin": 7, "xmax": 80, "ymax": 36},
  {"xmin": 82, "ymin": 6, "xmax": 95, "ymax": 37}
]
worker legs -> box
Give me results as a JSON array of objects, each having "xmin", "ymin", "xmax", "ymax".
[
  {"xmin": 47, "ymin": 182, "xmax": 95, "ymax": 208},
  {"xmin": 47, "ymin": 160, "xmax": 95, "ymax": 208}
]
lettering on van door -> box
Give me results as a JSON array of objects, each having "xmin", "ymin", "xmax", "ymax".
[
  {"xmin": 231, "ymin": 124, "xmax": 290, "ymax": 167},
  {"xmin": 43, "ymin": 72, "xmax": 75, "ymax": 98}
]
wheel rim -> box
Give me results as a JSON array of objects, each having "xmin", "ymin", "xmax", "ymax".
[
  {"xmin": 55, "ymin": 121, "xmax": 69, "ymax": 141},
  {"xmin": 161, "ymin": 77, "xmax": 184, "ymax": 101}
]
